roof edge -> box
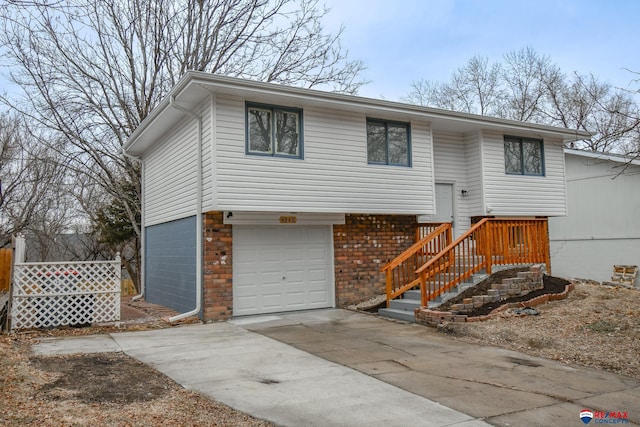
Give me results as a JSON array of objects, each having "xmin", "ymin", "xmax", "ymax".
[
  {"xmin": 564, "ymin": 148, "xmax": 640, "ymax": 166},
  {"xmin": 186, "ymin": 72, "xmax": 593, "ymax": 139},
  {"xmin": 123, "ymin": 72, "xmax": 195, "ymax": 154},
  {"xmin": 125, "ymin": 72, "xmax": 593, "ymax": 153}
]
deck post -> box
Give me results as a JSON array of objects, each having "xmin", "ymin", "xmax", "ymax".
[
  {"xmin": 485, "ymin": 221, "xmax": 493, "ymax": 275},
  {"xmin": 542, "ymin": 219, "xmax": 551, "ymax": 274}
]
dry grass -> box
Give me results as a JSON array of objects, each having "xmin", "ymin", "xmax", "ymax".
[{"xmin": 441, "ymin": 281, "xmax": 640, "ymax": 381}]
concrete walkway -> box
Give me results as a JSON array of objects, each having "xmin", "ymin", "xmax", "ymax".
[{"xmin": 32, "ymin": 309, "xmax": 639, "ymax": 426}]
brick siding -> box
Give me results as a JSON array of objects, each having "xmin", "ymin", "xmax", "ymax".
[
  {"xmin": 333, "ymin": 214, "xmax": 417, "ymax": 307},
  {"xmin": 202, "ymin": 211, "xmax": 233, "ymax": 321},
  {"xmin": 200, "ymin": 212, "xmax": 418, "ymax": 319}
]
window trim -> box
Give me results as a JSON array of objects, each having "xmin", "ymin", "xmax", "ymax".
[
  {"xmin": 366, "ymin": 118, "xmax": 412, "ymax": 167},
  {"xmin": 245, "ymin": 102, "xmax": 304, "ymax": 159},
  {"xmin": 504, "ymin": 135, "xmax": 545, "ymax": 176}
]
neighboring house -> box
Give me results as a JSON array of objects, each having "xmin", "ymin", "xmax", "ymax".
[
  {"xmin": 123, "ymin": 72, "xmax": 588, "ymax": 321},
  {"xmin": 549, "ymin": 149, "xmax": 640, "ymax": 282}
]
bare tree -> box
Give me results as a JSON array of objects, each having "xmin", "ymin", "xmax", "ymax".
[
  {"xmin": 0, "ymin": 0, "xmax": 365, "ymax": 290},
  {"xmin": 406, "ymin": 55, "xmax": 503, "ymax": 116},
  {"xmin": 406, "ymin": 47, "xmax": 640, "ymax": 154},
  {"xmin": 501, "ymin": 48, "xmax": 556, "ymax": 122},
  {"xmin": 0, "ymin": 114, "xmax": 71, "ymax": 247}
]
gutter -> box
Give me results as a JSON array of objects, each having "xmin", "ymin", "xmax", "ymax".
[
  {"xmin": 120, "ymin": 148, "xmax": 145, "ymax": 302},
  {"xmin": 167, "ymin": 95, "xmax": 203, "ymax": 322},
  {"xmin": 550, "ymin": 236, "xmax": 640, "ymax": 242}
]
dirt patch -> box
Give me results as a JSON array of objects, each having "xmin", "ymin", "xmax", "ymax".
[{"xmin": 31, "ymin": 352, "xmax": 175, "ymax": 404}]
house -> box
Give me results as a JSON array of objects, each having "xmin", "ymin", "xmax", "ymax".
[
  {"xmin": 123, "ymin": 72, "xmax": 589, "ymax": 321},
  {"xmin": 549, "ymin": 149, "xmax": 640, "ymax": 283}
]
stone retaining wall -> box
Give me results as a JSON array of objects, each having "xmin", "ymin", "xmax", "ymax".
[
  {"xmin": 449, "ymin": 265, "xmax": 545, "ymax": 314},
  {"xmin": 415, "ymin": 265, "xmax": 575, "ymax": 327}
]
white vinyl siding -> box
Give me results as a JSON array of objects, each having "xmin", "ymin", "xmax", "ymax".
[
  {"xmin": 215, "ymin": 95, "xmax": 434, "ymax": 214},
  {"xmin": 200, "ymin": 98, "xmax": 215, "ymax": 212},
  {"xmin": 144, "ymin": 117, "xmax": 199, "ymax": 226},
  {"xmin": 432, "ymin": 132, "xmax": 471, "ymax": 233},
  {"xmin": 465, "ymin": 132, "xmax": 484, "ymax": 216},
  {"xmin": 144, "ymin": 99, "xmax": 212, "ymax": 226},
  {"xmin": 549, "ymin": 153, "xmax": 640, "ymax": 281},
  {"xmin": 481, "ymin": 131, "xmax": 566, "ymax": 216},
  {"xmin": 550, "ymin": 154, "xmax": 640, "ymax": 240}
]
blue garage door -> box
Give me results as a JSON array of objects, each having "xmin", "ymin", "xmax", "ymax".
[{"xmin": 145, "ymin": 216, "xmax": 197, "ymax": 314}]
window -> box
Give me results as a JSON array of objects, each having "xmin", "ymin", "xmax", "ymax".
[
  {"xmin": 246, "ymin": 103, "xmax": 302, "ymax": 158},
  {"xmin": 367, "ymin": 119, "xmax": 411, "ymax": 166},
  {"xmin": 504, "ymin": 136, "xmax": 544, "ymax": 176}
]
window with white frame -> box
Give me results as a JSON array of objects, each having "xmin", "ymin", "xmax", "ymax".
[
  {"xmin": 504, "ymin": 136, "xmax": 544, "ymax": 176},
  {"xmin": 246, "ymin": 103, "xmax": 302, "ymax": 158},
  {"xmin": 366, "ymin": 119, "xmax": 411, "ymax": 166}
]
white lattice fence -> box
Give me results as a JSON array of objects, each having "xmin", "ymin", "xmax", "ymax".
[{"xmin": 11, "ymin": 255, "xmax": 121, "ymax": 330}]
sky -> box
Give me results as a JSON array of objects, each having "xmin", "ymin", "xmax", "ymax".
[
  {"xmin": 320, "ymin": 0, "xmax": 640, "ymax": 101},
  {"xmin": 1, "ymin": 0, "xmax": 638, "ymax": 103}
]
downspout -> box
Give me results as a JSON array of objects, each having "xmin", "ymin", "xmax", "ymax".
[
  {"xmin": 168, "ymin": 95, "xmax": 203, "ymax": 322},
  {"xmin": 121, "ymin": 149, "xmax": 145, "ymax": 302}
]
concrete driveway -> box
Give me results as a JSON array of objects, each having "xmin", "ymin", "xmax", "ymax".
[
  {"xmin": 33, "ymin": 309, "xmax": 639, "ymax": 426},
  {"xmin": 238, "ymin": 309, "xmax": 640, "ymax": 426}
]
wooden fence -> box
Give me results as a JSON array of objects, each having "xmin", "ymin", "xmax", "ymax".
[{"xmin": 0, "ymin": 248, "xmax": 12, "ymax": 292}]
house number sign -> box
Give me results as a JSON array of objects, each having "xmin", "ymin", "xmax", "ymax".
[{"xmin": 279, "ymin": 215, "xmax": 297, "ymax": 224}]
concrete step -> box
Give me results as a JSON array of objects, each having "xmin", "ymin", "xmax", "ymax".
[
  {"xmin": 389, "ymin": 298, "xmax": 421, "ymax": 311},
  {"xmin": 378, "ymin": 308, "xmax": 415, "ymax": 322},
  {"xmin": 428, "ymin": 274, "xmax": 488, "ymax": 309},
  {"xmin": 404, "ymin": 289, "xmax": 421, "ymax": 300},
  {"xmin": 381, "ymin": 268, "xmax": 491, "ymax": 323},
  {"xmin": 469, "ymin": 273, "xmax": 488, "ymax": 283}
]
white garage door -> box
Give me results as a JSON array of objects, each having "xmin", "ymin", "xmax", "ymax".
[{"xmin": 233, "ymin": 226, "xmax": 334, "ymax": 316}]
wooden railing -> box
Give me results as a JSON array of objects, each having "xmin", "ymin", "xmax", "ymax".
[
  {"xmin": 381, "ymin": 223, "xmax": 452, "ymax": 307},
  {"xmin": 415, "ymin": 218, "xmax": 550, "ymax": 306},
  {"xmin": 416, "ymin": 222, "xmax": 446, "ymax": 242}
]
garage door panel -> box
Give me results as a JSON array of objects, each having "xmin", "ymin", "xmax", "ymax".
[
  {"xmin": 233, "ymin": 225, "xmax": 334, "ymax": 316},
  {"xmin": 308, "ymin": 247, "xmax": 329, "ymax": 262},
  {"xmin": 285, "ymin": 248, "xmax": 305, "ymax": 263},
  {"xmin": 308, "ymin": 268, "xmax": 328, "ymax": 281},
  {"xmin": 259, "ymin": 270, "xmax": 283, "ymax": 283},
  {"xmin": 283, "ymin": 227, "xmax": 305, "ymax": 240},
  {"xmin": 306, "ymin": 227, "xmax": 328, "ymax": 241},
  {"xmin": 260, "ymin": 249, "xmax": 281, "ymax": 263},
  {"xmin": 236, "ymin": 295, "xmax": 258, "ymax": 310},
  {"xmin": 262, "ymin": 293, "xmax": 284, "ymax": 309},
  {"xmin": 309, "ymin": 290, "xmax": 328, "ymax": 304},
  {"xmin": 284, "ymin": 269, "xmax": 305, "ymax": 281},
  {"xmin": 286, "ymin": 291, "xmax": 305, "ymax": 305}
]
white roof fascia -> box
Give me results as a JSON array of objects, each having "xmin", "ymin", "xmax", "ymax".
[{"xmin": 564, "ymin": 148, "xmax": 640, "ymax": 167}]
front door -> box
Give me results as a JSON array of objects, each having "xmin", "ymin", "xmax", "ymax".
[{"xmin": 434, "ymin": 183, "xmax": 455, "ymax": 228}]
